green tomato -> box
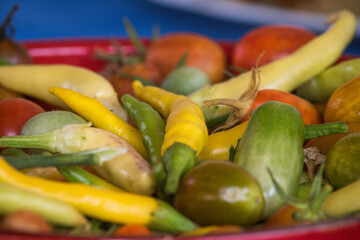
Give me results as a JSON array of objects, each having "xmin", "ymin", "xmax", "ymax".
[
  {"xmin": 161, "ymin": 66, "xmax": 210, "ymax": 96},
  {"xmin": 325, "ymin": 132, "xmax": 360, "ymax": 189},
  {"xmin": 174, "ymin": 160, "xmax": 264, "ymax": 226},
  {"xmin": 21, "ymin": 110, "xmax": 87, "ymax": 135}
]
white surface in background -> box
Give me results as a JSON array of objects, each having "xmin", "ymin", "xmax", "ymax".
[{"xmin": 148, "ymin": 0, "xmax": 360, "ymax": 36}]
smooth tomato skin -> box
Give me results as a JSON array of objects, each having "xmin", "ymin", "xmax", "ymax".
[
  {"xmin": 324, "ymin": 75, "xmax": 360, "ymax": 123},
  {"xmin": 145, "ymin": 33, "xmax": 227, "ymax": 84},
  {"xmin": 242, "ymin": 89, "xmax": 323, "ymax": 125},
  {"xmin": 232, "ymin": 25, "xmax": 316, "ymax": 70},
  {"xmin": 0, "ymin": 98, "xmax": 45, "ymax": 137}
]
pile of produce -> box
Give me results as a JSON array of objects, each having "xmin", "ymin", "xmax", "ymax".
[{"xmin": 0, "ymin": 5, "xmax": 359, "ymax": 238}]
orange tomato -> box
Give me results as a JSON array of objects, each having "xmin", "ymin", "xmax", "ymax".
[
  {"xmin": 324, "ymin": 75, "xmax": 360, "ymax": 123},
  {"xmin": 145, "ymin": 33, "xmax": 227, "ymax": 84},
  {"xmin": 242, "ymin": 89, "xmax": 323, "ymax": 125}
]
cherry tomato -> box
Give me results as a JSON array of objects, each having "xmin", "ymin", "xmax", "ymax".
[
  {"xmin": 232, "ymin": 25, "xmax": 316, "ymax": 70},
  {"xmin": 0, "ymin": 98, "xmax": 45, "ymax": 137},
  {"xmin": 241, "ymin": 89, "xmax": 323, "ymax": 125},
  {"xmin": 145, "ymin": 33, "xmax": 227, "ymax": 84}
]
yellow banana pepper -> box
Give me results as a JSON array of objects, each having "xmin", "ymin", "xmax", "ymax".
[
  {"xmin": 0, "ymin": 155, "xmax": 156, "ymax": 224},
  {"xmin": 198, "ymin": 121, "xmax": 248, "ymax": 161},
  {"xmin": 49, "ymin": 87, "xmax": 147, "ymax": 158},
  {"xmin": 0, "ymin": 156, "xmax": 197, "ymax": 233},
  {"xmin": 133, "ymin": 81, "xmax": 208, "ymax": 156},
  {"xmin": 133, "ymin": 80, "xmax": 208, "ymax": 194},
  {"xmin": 0, "ymin": 64, "xmax": 127, "ymax": 120}
]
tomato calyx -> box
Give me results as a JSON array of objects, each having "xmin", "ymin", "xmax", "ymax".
[{"xmin": 268, "ymin": 164, "xmax": 332, "ymax": 224}]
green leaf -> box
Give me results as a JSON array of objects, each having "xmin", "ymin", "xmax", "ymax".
[
  {"xmin": 122, "ymin": 17, "xmax": 146, "ymax": 60},
  {"xmin": 229, "ymin": 138, "xmax": 241, "ymax": 162}
]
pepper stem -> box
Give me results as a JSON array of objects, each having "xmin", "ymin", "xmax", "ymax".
[
  {"xmin": 0, "ymin": 124, "xmax": 89, "ymax": 153},
  {"xmin": 148, "ymin": 199, "xmax": 198, "ymax": 234},
  {"xmin": 304, "ymin": 121, "xmax": 349, "ymax": 140},
  {"xmin": 162, "ymin": 142, "xmax": 196, "ymax": 195},
  {"xmin": 4, "ymin": 147, "xmax": 126, "ymax": 169}
]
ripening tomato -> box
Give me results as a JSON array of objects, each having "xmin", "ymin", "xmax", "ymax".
[
  {"xmin": 232, "ymin": 25, "xmax": 316, "ymax": 70},
  {"xmin": 145, "ymin": 33, "xmax": 227, "ymax": 84},
  {"xmin": 241, "ymin": 89, "xmax": 323, "ymax": 125},
  {"xmin": 0, "ymin": 98, "xmax": 45, "ymax": 137}
]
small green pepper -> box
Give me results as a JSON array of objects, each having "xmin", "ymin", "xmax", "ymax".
[{"xmin": 121, "ymin": 94, "xmax": 167, "ymax": 199}]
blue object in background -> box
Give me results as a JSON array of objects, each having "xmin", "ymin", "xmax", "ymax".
[{"xmin": 0, "ymin": 0, "xmax": 359, "ymax": 55}]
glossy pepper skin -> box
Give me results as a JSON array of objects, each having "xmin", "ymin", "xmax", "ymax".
[
  {"xmin": 199, "ymin": 121, "xmax": 248, "ymax": 161},
  {"xmin": 57, "ymin": 166, "xmax": 124, "ymax": 192},
  {"xmin": 0, "ymin": 65, "xmax": 127, "ymax": 120},
  {"xmin": 121, "ymin": 94, "xmax": 167, "ymax": 199},
  {"xmin": 49, "ymin": 87, "xmax": 147, "ymax": 158},
  {"xmin": 133, "ymin": 80, "xmax": 208, "ymax": 194},
  {"xmin": 0, "ymin": 156, "xmax": 197, "ymax": 234}
]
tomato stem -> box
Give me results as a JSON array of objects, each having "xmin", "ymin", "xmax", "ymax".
[{"xmin": 4, "ymin": 148, "xmax": 125, "ymax": 169}]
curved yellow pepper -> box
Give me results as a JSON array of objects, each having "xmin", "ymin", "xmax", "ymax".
[
  {"xmin": 0, "ymin": 155, "xmax": 157, "ymax": 224},
  {"xmin": 0, "ymin": 64, "xmax": 127, "ymax": 120},
  {"xmin": 49, "ymin": 87, "xmax": 147, "ymax": 158},
  {"xmin": 198, "ymin": 121, "xmax": 248, "ymax": 161},
  {"xmin": 133, "ymin": 81, "xmax": 208, "ymax": 156}
]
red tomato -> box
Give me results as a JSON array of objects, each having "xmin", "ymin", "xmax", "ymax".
[
  {"xmin": 232, "ymin": 25, "xmax": 316, "ymax": 70},
  {"xmin": 0, "ymin": 98, "xmax": 45, "ymax": 137},
  {"xmin": 242, "ymin": 89, "xmax": 323, "ymax": 125},
  {"xmin": 145, "ymin": 33, "xmax": 227, "ymax": 84}
]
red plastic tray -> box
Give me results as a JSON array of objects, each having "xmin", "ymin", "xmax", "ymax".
[{"xmin": 0, "ymin": 38, "xmax": 359, "ymax": 240}]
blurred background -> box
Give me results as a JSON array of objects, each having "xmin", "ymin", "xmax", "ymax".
[{"xmin": 1, "ymin": 0, "xmax": 360, "ymax": 54}]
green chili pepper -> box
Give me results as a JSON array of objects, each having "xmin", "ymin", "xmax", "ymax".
[
  {"xmin": 295, "ymin": 58, "xmax": 360, "ymax": 102},
  {"xmin": 162, "ymin": 142, "xmax": 197, "ymax": 194},
  {"xmin": 57, "ymin": 166, "xmax": 123, "ymax": 192},
  {"xmin": 304, "ymin": 121, "xmax": 349, "ymax": 141},
  {"xmin": 121, "ymin": 94, "xmax": 167, "ymax": 199}
]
